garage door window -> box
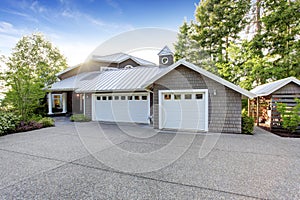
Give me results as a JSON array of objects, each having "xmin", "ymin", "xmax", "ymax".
[
  {"xmin": 114, "ymin": 96, "xmax": 119, "ymax": 100},
  {"xmin": 97, "ymin": 96, "xmax": 101, "ymax": 100},
  {"xmin": 164, "ymin": 94, "xmax": 171, "ymax": 100},
  {"xmin": 174, "ymin": 94, "xmax": 181, "ymax": 100},
  {"xmin": 134, "ymin": 96, "xmax": 140, "ymax": 100},
  {"xmin": 184, "ymin": 94, "xmax": 192, "ymax": 100},
  {"xmin": 196, "ymin": 94, "xmax": 203, "ymax": 100},
  {"xmin": 142, "ymin": 96, "xmax": 147, "ymax": 100},
  {"xmin": 102, "ymin": 96, "xmax": 107, "ymax": 100},
  {"xmin": 128, "ymin": 96, "xmax": 133, "ymax": 100},
  {"xmin": 121, "ymin": 96, "xmax": 126, "ymax": 100},
  {"xmin": 108, "ymin": 96, "xmax": 112, "ymax": 100}
]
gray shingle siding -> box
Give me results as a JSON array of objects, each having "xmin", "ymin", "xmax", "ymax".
[
  {"xmin": 85, "ymin": 93, "xmax": 92, "ymax": 119},
  {"xmin": 273, "ymin": 82, "xmax": 300, "ymax": 94},
  {"xmin": 152, "ymin": 65, "xmax": 242, "ymax": 133}
]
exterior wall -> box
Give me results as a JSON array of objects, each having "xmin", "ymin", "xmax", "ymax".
[
  {"xmin": 84, "ymin": 93, "xmax": 92, "ymax": 119},
  {"xmin": 273, "ymin": 82, "xmax": 300, "ymax": 94},
  {"xmin": 152, "ymin": 65, "xmax": 242, "ymax": 133},
  {"xmin": 119, "ymin": 59, "xmax": 139, "ymax": 68}
]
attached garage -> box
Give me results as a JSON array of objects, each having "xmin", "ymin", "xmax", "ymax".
[
  {"xmin": 159, "ymin": 89, "xmax": 208, "ymax": 131},
  {"xmin": 92, "ymin": 93, "xmax": 150, "ymax": 124}
]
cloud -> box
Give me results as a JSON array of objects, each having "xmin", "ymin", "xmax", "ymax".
[
  {"xmin": 105, "ymin": 0, "xmax": 122, "ymax": 15},
  {"xmin": 30, "ymin": 1, "xmax": 47, "ymax": 13},
  {"xmin": 0, "ymin": 9, "xmax": 39, "ymax": 23}
]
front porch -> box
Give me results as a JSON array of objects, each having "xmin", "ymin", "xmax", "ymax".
[{"xmin": 47, "ymin": 91, "xmax": 85, "ymax": 116}]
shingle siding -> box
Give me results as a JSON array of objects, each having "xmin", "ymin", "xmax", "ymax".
[
  {"xmin": 273, "ymin": 82, "xmax": 300, "ymax": 94},
  {"xmin": 152, "ymin": 65, "xmax": 242, "ymax": 133},
  {"xmin": 85, "ymin": 93, "xmax": 92, "ymax": 119}
]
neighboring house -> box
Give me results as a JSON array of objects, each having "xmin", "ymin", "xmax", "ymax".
[
  {"xmin": 48, "ymin": 46, "xmax": 255, "ymax": 133},
  {"xmin": 250, "ymin": 77, "xmax": 300, "ymax": 131}
]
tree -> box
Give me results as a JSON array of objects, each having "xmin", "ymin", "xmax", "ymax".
[
  {"xmin": 260, "ymin": 0, "xmax": 300, "ymax": 79},
  {"xmin": 1, "ymin": 33, "xmax": 67, "ymax": 120},
  {"xmin": 194, "ymin": 0, "xmax": 251, "ymax": 63},
  {"xmin": 174, "ymin": 20, "xmax": 190, "ymax": 62}
]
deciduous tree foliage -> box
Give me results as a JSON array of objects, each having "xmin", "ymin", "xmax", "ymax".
[{"xmin": 1, "ymin": 33, "xmax": 67, "ymax": 120}]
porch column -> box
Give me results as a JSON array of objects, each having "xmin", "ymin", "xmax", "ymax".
[
  {"xmin": 48, "ymin": 92, "xmax": 53, "ymax": 115},
  {"xmin": 62, "ymin": 92, "xmax": 67, "ymax": 113}
]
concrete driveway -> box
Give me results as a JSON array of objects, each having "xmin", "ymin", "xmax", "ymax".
[{"xmin": 0, "ymin": 120, "xmax": 299, "ymax": 200}]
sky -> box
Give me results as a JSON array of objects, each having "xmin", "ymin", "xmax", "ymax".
[{"xmin": 0, "ymin": 0, "xmax": 198, "ymax": 66}]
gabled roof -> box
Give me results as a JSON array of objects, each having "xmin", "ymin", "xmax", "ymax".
[
  {"xmin": 75, "ymin": 66, "xmax": 163, "ymax": 93},
  {"xmin": 56, "ymin": 53, "xmax": 156, "ymax": 78},
  {"xmin": 143, "ymin": 59, "xmax": 255, "ymax": 98},
  {"xmin": 157, "ymin": 45, "xmax": 173, "ymax": 56},
  {"xmin": 50, "ymin": 72, "xmax": 99, "ymax": 92},
  {"xmin": 92, "ymin": 52, "xmax": 156, "ymax": 66},
  {"xmin": 50, "ymin": 66, "xmax": 164, "ymax": 93},
  {"xmin": 251, "ymin": 77, "xmax": 300, "ymax": 97}
]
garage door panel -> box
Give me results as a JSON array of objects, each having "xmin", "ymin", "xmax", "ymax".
[
  {"xmin": 160, "ymin": 91, "xmax": 207, "ymax": 131},
  {"xmin": 94, "ymin": 94, "xmax": 149, "ymax": 123}
]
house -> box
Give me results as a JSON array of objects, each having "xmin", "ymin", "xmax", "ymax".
[
  {"xmin": 249, "ymin": 77, "xmax": 300, "ymax": 132},
  {"xmin": 48, "ymin": 46, "xmax": 255, "ymax": 133}
]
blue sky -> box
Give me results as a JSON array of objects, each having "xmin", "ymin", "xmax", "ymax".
[{"xmin": 0, "ymin": 0, "xmax": 198, "ymax": 65}]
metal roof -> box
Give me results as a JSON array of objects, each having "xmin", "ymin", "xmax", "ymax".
[
  {"xmin": 50, "ymin": 66, "xmax": 164, "ymax": 93},
  {"xmin": 49, "ymin": 72, "xmax": 100, "ymax": 92},
  {"xmin": 143, "ymin": 59, "xmax": 256, "ymax": 99},
  {"xmin": 251, "ymin": 77, "xmax": 300, "ymax": 96},
  {"xmin": 157, "ymin": 45, "xmax": 173, "ymax": 56},
  {"xmin": 75, "ymin": 66, "xmax": 164, "ymax": 93},
  {"xmin": 92, "ymin": 53, "xmax": 156, "ymax": 66}
]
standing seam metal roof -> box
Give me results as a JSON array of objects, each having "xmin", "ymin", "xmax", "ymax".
[{"xmin": 250, "ymin": 77, "xmax": 300, "ymax": 96}]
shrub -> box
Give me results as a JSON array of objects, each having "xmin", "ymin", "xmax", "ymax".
[
  {"xmin": 38, "ymin": 117, "xmax": 55, "ymax": 127},
  {"xmin": 277, "ymin": 98, "xmax": 300, "ymax": 133},
  {"xmin": 0, "ymin": 112, "xmax": 21, "ymax": 136},
  {"xmin": 242, "ymin": 111, "xmax": 254, "ymax": 134},
  {"xmin": 16, "ymin": 121, "xmax": 43, "ymax": 132},
  {"xmin": 70, "ymin": 114, "xmax": 91, "ymax": 122}
]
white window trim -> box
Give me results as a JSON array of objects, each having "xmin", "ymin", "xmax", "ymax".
[
  {"xmin": 158, "ymin": 89, "xmax": 209, "ymax": 131},
  {"xmin": 52, "ymin": 94, "xmax": 62, "ymax": 109}
]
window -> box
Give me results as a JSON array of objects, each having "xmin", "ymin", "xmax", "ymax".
[
  {"xmin": 102, "ymin": 96, "xmax": 107, "ymax": 100},
  {"xmin": 108, "ymin": 96, "xmax": 112, "ymax": 100},
  {"xmin": 164, "ymin": 94, "xmax": 171, "ymax": 100},
  {"xmin": 184, "ymin": 94, "xmax": 192, "ymax": 100},
  {"xmin": 128, "ymin": 96, "xmax": 133, "ymax": 100},
  {"xmin": 97, "ymin": 96, "xmax": 101, "ymax": 100},
  {"xmin": 52, "ymin": 94, "xmax": 62, "ymax": 109},
  {"xmin": 174, "ymin": 94, "xmax": 181, "ymax": 100},
  {"xmin": 121, "ymin": 96, "xmax": 126, "ymax": 100},
  {"xmin": 196, "ymin": 94, "xmax": 203, "ymax": 100},
  {"xmin": 114, "ymin": 96, "xmax": 119, "ymax": 100},
  {"xmin": 142, "ymin": 96, "xmax": 147, "ymax": 100},
  {"xmin": 134, "ymin": 96, "xmax": 140, "ymax": 100}
]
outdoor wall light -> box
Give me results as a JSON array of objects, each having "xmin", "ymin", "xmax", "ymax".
[{"xmin": 213, "ymin": 89, "xmax": 217, "ymax": 95}]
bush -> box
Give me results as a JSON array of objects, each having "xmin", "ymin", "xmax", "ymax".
[
  {"xmin": 242, "ymin": 115, "xmax": 254, "ymax": 134},
  {"xmin": 38, "ymin": 117, "xmax": 55, "ymax": 127},
  {"xmin": 277, "ymin": 98, "xmax": 300, "ymax": 133},
  {"xmin": 0, "ymin": 112, "xmax": 21, "ymax": 136},
  {"xmin": 16, "ymin": 121, "xmax": 43, "ymax": 132},
  {"xmin": 70, "ymin": 114, "xmax": 91, "ymax": 122}
]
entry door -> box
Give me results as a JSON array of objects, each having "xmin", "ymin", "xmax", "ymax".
[
  {"xmin": 160, "ymin": 90, "xmax": 208, "ymax": 131},
  {"xmin": 94, "ymin": 93, "xmax": 149, "ymax": 123}
]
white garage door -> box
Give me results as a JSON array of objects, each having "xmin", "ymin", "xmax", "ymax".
[
  {"xmin": 93, "ymin": 93, "xmax": 149, "ymax": 124},
  {"xmin": 160, "ymin": 90, "xmax": 208, "ymax": 131}
]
